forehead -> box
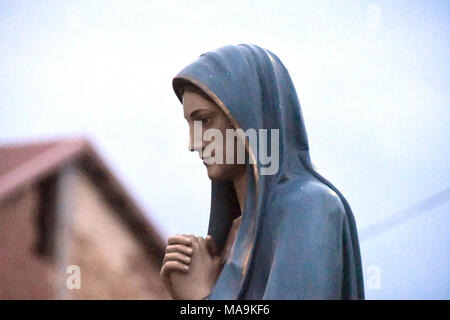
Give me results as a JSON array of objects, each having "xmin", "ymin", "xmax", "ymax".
[{"xmin": 182, "ymin": 90, "xmax": 219, "ymax": 116}]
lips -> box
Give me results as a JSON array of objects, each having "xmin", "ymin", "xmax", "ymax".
[
  {"xmin": 202, "ymin": 157, "xmax": 214, "ymax": 164},
  {"xmin": 201, "ymin": 156, "xmax": 214, "ymax": 165}
]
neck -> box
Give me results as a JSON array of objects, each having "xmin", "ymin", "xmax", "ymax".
[{"xmin": 232, "ymin": 168, "xmax": 248, "ymax": 216}]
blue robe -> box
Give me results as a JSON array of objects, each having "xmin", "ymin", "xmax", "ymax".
[{"xmin": 172, "ymin": 44, "xmax": 365, "ymax": 299}]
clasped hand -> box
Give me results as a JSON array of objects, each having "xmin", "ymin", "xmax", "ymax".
[{"xmin": 160, "ymin": 234, "xmax": 222, "ymax": 300}]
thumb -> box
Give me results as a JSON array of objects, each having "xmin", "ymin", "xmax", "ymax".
[{"xmin": 205, "ymin": 235, "xmax": 218, "ymax": 257}]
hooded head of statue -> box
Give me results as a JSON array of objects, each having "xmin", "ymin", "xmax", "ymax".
[{"xmin": 172, "ymin": 44, "xmax": 365, "ymax": 299}]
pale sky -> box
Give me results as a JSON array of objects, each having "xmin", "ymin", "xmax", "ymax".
[{"xmin": 0, "ymin": 0, "xmax": 449, "ymax": 299}]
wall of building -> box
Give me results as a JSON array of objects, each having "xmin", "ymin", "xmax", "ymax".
[
  {"xmin": 0, "ymin": 187, "xmax": 56, "ymax": 299},
  {"xmin": 0, "ymin": 166, "xmax": 169, "ymax": 299},
  {"xmin": 62, "ymin": 167, "xmax": 170, "ymax": 299}
]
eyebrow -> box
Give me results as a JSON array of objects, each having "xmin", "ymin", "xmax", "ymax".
[{"xmin": 184, "ymin": 108, "xmax": 212, "ymax": 120}]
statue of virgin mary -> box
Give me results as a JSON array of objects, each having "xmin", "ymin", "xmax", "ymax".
[{"xmin": 164, "ymin": 44, "xmax": 364, "ymax": 300}]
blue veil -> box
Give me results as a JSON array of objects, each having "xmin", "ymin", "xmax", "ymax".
[{"xmin": 172, "ymin": 44, "xmax": 364, "ymax": 299}]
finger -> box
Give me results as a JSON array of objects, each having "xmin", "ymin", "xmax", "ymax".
[
  {"xmin": 185, "ymin": 234, "xmax": 201, "ymax": 246},
  {"xmin": 205, "ymin": 235, "xmax": 219, "ymax": 257},
  {"xmin": 168, "ymin": 235, "xmax": 192, "ymax": 246},
  {"xmin": 163, "ymin": 252, "xmax": 191, "ymax": 265},
  {"xmin": 159, "ymin": 269, "xmax": 180, "ymax": 300},
  {"xmin": 163, "ymin": 280, "xmax": 179, "ymax": 300},
  {"xmin": 198, "ymin": 237, "xmax": 207, "ymax": 252},
  {"xmin": 160, "ymin": 261, "xmax": 189, "ymax": 279},
  {"xmin": 187, "ymin": 234, "xmax": 197, "ymax": 241},
  {"xmin": 187, "ymin": 234, "xmax": 200, "ymax": 248},
  {"xmin": 166, "ymin": 244, "xmax": 193, "ymax": 256}
]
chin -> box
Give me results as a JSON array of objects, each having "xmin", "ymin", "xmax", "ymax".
[{"xmin": 206, "ymin": 164, "xmax": 229, "ymax": 181}]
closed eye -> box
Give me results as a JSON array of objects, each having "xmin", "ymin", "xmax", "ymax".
[{"xmin": 200, "ymin": 116, "xmax": 210, "ymax": 125}]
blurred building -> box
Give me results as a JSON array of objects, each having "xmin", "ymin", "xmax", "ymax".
[{"xmin": 0, "ymin": 138, "xmax": 170, "ymax": 299}]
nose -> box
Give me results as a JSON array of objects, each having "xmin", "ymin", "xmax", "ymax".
[
  {"xmin": 189, "ymin": 139, "xmax": 203, "ymax": 153},
  {"xmin": 188, "ymin": 137, "xmax": 195, "ymax": 152},
  {"xmin": 188, "ymin": 126, "xmax": 203, "ymax": 153}
]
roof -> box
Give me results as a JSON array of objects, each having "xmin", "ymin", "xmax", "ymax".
[{"xmin": 0, "ymin": 137, "xmax": 166, "ymax": 263}]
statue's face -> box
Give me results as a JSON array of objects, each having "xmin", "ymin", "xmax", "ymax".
[{"xmin": 182, "ymin": 89, "xmax": 246, "ymax": 181}]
